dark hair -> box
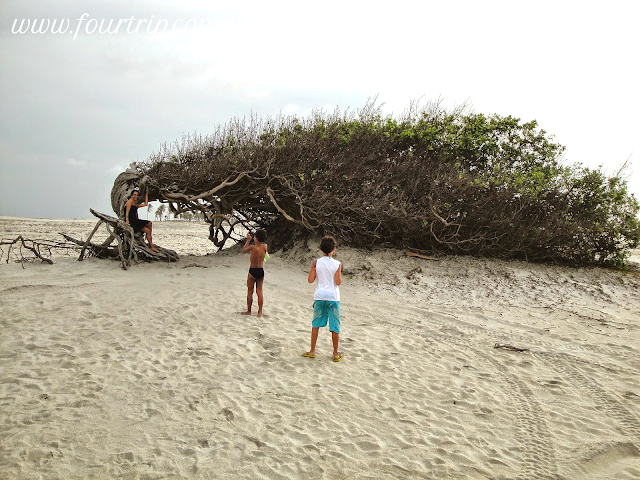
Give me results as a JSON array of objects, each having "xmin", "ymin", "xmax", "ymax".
[
  {"xmin": 130, "ymin": 188, "xmax": 139, "ymax": 198},
  {"xmin": 319, "ymin": 236, "xmax": 337, "ymax": 254},
  {"xmin": 254, "ymin": 229, "xmax": 267, "ymax": 243}
]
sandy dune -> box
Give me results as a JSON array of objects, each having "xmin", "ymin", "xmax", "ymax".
[{"xmin": 1, "ymin": 218, "xmax": 639, "ymax": 479}]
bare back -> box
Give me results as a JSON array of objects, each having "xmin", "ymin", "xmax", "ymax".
[{"xmin": 248, "ymin": 243, "xmax": 267, "ymax": 267}]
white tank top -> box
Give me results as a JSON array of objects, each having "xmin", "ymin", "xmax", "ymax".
[{"xmin": 314, "ymin": 256, "xmax": 341, "ymax": 301}]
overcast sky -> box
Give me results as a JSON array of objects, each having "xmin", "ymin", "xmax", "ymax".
[{"xmin": 1, "ymin": 0, "xmax": 638, "ymax": 219}]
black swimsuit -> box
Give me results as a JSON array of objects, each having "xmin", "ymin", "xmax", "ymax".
[{"xmin": 249, "ymin": 268, "xmax": 265, "ymax": 280}]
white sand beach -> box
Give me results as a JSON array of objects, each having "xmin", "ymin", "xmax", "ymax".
[{"xmin": 1, "ymin": 218, "xmax": 639, "ymax": 479}]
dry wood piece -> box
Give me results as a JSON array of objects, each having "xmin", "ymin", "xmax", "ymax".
[
  {"xmin": 79, "ymin": 220, "xmax": 104, "ymax": 260},
  {"xmin": 0, "ymin": 236, "xmax": 79, "ymax": 265},
  {"xmin": 60, "ymin": 233, "xmax": 118, "ymax": 258},
  {"xmin": 64, "ymin": 209, "xmax": 179, "ymax": 270},
  {"xmin": 493, "ymin": 343, "xmax": 530, "ymax": 352},
  {"xmin": 405, "ymin": 251, "xmax": 439, "ymax": 261}
]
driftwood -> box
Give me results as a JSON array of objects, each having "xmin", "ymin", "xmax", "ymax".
[
  {"xmin": 0, "ymin": 236, "xmax": 77, "ymax": 265},
  {"xmin": 493, "ymin": 343, "xmax": 530, "ymax": 352},
  {"xmin": 60, "ymin": 233, "xmax": 118, "ymax": 259},
  {"xmin": 405, "ymin": 251, "xmax": 439, "ymax": 261},
  {"xmin": 63, "ymin": 209, "xmax": 179, "ymax": 270}
]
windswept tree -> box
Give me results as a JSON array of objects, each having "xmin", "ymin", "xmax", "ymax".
[{"xmin": 110, "ymin": 99, "xmax": 640, "ymax": 267}]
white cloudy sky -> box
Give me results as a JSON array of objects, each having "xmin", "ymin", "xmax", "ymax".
[{"xmin": 1, "ymin": 0, "xmax": 638, "ymax": 219}]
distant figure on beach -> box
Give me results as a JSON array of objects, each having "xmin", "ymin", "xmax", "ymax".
[
  {"xmin": 302, "ymin": 236, "xmax": 343, "ymax": 362},
  {"xmin": 241, "ymin": 229, "xmax": 268, "ymax": 317},
  {"xmin": 124, "ymin": 189, "xmax": 159, "ymax": 253}
]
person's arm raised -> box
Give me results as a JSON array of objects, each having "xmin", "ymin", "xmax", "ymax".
[
  {"xmin": 242, "ymin": 233, "xmax": 253, "ymax": 253},
  {"xmin": 137, "ymin": 192, "xmax": 149, "ymax": 208}
]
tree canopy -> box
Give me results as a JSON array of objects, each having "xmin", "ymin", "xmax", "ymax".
[{"xmin": 112, "ymin": 99, "xmax": 640, "ymax": 268}]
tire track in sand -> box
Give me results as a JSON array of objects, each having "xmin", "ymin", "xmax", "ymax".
[
  {"xmin": 373, "ymin": 302, "xmax": 560, "ymax": 479},
  {"xmin": 538, "ymin": 351, "xmax": 640, "ymax": 449}
]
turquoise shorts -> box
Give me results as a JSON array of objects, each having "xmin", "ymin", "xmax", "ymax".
[{"xmin": 312, "ymin": 300, "xmax": 340, "ymax": 333}]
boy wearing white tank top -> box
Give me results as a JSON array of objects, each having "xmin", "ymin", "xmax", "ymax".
[{"xmin": 302, "ymin": 236, "xmax": 344, "ymax": 362}]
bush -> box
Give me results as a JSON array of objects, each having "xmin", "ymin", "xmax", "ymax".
[{"xmin": 131, "ymin": 99, "xmax": 639, "ymax": 267}]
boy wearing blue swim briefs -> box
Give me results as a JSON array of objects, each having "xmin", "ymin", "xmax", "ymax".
[{"xmin": 302, "ymin": 236, "xmax": 344, "ymax": 362}]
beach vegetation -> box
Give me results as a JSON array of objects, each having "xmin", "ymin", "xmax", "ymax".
[{"xmin": 119, "ymin": 98, "xmax": 640, "ymax": 267}]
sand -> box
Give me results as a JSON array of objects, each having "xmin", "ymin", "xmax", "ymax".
[{"xmin": 1, "ymin": 217, "xmax": 640, "ymax": 479}]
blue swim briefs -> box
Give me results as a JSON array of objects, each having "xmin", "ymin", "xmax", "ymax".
[{"xmin": 312, "ymin": 300, "xmax": 340, "ymax": 333}]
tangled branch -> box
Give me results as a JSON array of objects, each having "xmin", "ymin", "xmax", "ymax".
[
  {"xmin": 0, "ymin": 236, "xmax": 79, "ymax": 266},
  {"xmin": 60, "ymin": 209, "xmax": 179, "ymax": 270}
]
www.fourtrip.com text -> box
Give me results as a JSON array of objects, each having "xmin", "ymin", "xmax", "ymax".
[{"xmin": 11, "ymin": 14, "xmax": 225, "ymax": 40}]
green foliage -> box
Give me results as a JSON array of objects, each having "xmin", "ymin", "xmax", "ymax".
[{"xmin": 141, "ymin": 100, "xmax": 640, "ymax": 267}]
